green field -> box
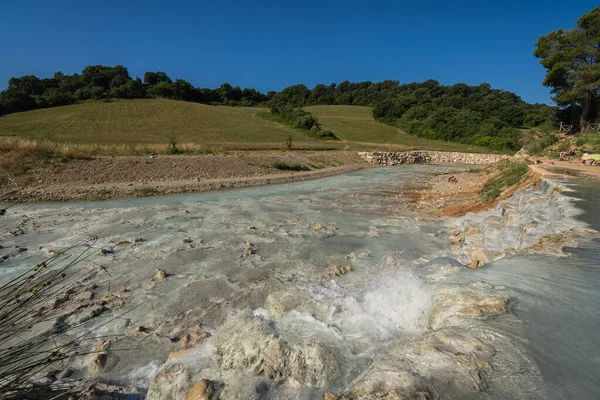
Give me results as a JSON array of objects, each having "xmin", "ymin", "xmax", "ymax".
[
  {"xmin": 0, "ymin": 99, "xmax": 489, "ymax": 152},
  {"xmin": 0, "ymin": 99, "xmax": 315, "ymax": 147},
  {"xmin": 306, "ymin": 105, "xmax": 489, "ymax": 152}
]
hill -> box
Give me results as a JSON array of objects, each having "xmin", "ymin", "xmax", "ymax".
[
  {"xmin": 0, "ymin": 100, "xmax": 489, "ymax": 153},
  {"xmin": 0, "ymin": 98, "xmax": 311, "ymax": 148},
  {"xmin": 305, "ymin": 105, "xmax": 490, "ymax": 152}
]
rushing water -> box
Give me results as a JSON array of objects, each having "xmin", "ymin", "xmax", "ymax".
[{"xmin": 1, "ymin": 166, "xmax": 599, "ymax": 399}]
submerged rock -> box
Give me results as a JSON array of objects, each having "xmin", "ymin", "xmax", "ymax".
[
  {"xmin": 345, "ymin": 328, "xmax": 494, "ymax": 399},
  {"xmin": 468, "ymin": 250, "xmax": 497, "ymax": 268},
  {"xmin": 213, "ymin": 311, "xmax": 338, "ymax": 388},
  {"xmin": 147, "ymin": 364, "xmax": 191, "ymax": 400},
  {"xmin": 428, "ymin": 283, "xmax": 510, "ymax": 330},
  {"xmin": 265, "ymin": 289, "xmax": 313, "ymax": 320}
]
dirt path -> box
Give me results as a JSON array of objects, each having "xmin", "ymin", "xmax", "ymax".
[
  {"xmin": 532, "ymin": 158, "xmax": 600, "ymax": 178},
  {"xmin": 0, "ymin": 151, "xmax": 368, "ymax": 203}
]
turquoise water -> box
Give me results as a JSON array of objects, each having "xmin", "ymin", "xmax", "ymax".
[
  {"xmin": 463, "ymin": 178, "xmax": 600, "ymax": 400},
  {"xmin": 1, "ymin": 167, "xmax": 598, "ymax": 399}
]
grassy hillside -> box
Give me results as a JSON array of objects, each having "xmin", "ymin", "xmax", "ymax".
[
  {"xmin": 0, "ymin": 99, "xmax": 315, "ymax": 148},
  {"xmin": 305, "ymin": 105, "xmax": 489, "ymax": 152},
  {"xmin": 0, "ymin": 100, "xmax": 490, "ymax": 153}
]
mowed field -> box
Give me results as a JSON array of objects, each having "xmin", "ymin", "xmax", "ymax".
[
  {"xmin": 306, "ymin": 105, "xmax": 487, "ymax": 152},
  {"xmin": 0, "ymin": 99, "xmax": 488, "ymax": 152},
  {"xmin": 0, "ymin": 99, "xmax": 315, "ymax": 148}
]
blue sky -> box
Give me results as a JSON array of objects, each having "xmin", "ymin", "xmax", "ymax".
[{"xmin": 1, "ymin": 0, "xmax": 597, "ymax": 104}]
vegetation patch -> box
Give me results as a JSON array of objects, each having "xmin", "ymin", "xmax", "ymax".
[
  {"xmin": 524, "ymin": 134, "xmax": 558, "ymax": 156},
  {"xmin": 258, "ymin": 109, "xmax": 339, "ymax": 141},
  {"xmin": 480, "ymin": 160, "xmax": 529, "ymax": 203},
  {"xmin": 133, "ymin": 186, "xmax": 158, "ymax": 196},
  {"xmin": 576, "ymin": 134, "xmax": 600, "ymax": 153},
  {"xmin": 272, "ymin": 161, "xmax": 311, "ymax": 171}
]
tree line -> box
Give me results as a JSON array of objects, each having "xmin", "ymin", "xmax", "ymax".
[
  {"xmin": 0, "ymin": 65, "xmax": 270, "ymax": 115},
  {"xmin": 534, "ymin": 6, "xmax": 600, "ymax": 130},
  {"xmin": 0, "ymin": 67, "xmax": 556, "ymax": 151},
  {"xmin": 268, "ymin": 80, "xmax": 556, "ymax": 151}
]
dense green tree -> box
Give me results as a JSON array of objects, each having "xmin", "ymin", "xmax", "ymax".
[
  {"xmin": 143, "ymin": 71, "xmax": 172, "ymax": 86},
  {"xmin": 534, "ymin": 6, "xmax": 600, "ymax": 127}
]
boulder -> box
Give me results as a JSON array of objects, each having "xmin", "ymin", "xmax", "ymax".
[
  {"xmin": 427, "ymin": 284, "xmax": 510, "ymax": 330},
  {"xmin": 213, "ymin": 311, "xmax": 338, "ymax": 387},
  {"xmin": 345, "ymin": 329, "xmax": 494, "ymax": 399},
  {"xmin": 187, "ymin": 379, "xmax": 214, "ymax": 400}
]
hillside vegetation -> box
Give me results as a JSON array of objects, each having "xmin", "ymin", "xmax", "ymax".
[
  {"xmin": 0, "ymin": 100, "xmax": 488, "ymax": 153},
  {"xmin": 0, "ymin": 64, "xmax": 559, "ymax": 153},
  {"xmin": 306, "ymin": 105, "xmax": 490, "ymax": 152},
  {"xmin": 270, "ymin": 81, "xmax": 556, "ymax": 152}
]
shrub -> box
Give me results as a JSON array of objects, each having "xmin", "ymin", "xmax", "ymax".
[
  {"xmin": 272, "ymin": 161, "xmax": 311, "ymax": 171},
  {"xmin": 524, "ymin": 134, "xmax": 558, "ymax": 156}
]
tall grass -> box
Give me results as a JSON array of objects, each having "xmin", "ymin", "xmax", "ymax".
[{"xmin": 0, "ymin": 210, "xmax": 139, "ymax": 398}]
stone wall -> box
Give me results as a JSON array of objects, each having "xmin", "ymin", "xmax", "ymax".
[{"xmin": 359, "ymin": 151, "xmax": 509, "ymax": 166}]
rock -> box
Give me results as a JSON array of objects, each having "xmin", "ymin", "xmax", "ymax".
[
  {"xmin": 179, "ymin": 331, "xmax": 211, "ymax": 347},
  {"xmin": 466, "ymin": 227, "xmax": 481, "ymax": 235},
  {"xmin": 332, "ymin": 265, "xmax": 352, "ymax": 276},
  {"xmin": 322, "ymin": 393, "xmax": 344, "ymax": 400},
  {"xmin": 169, "ymin": 347, "xmax": 200, "ymax": 361},
  {"xmin": 146, "ymin": 364, "xmax": 191, "ymax": 400},
  {"xmin": 134, "ymin": 326, "xmax": 148, "ymax": 333},
  {"xmin": 468, "ymin": 250, "xmax": 495, "ymax": 268},
  {"xmin": 89, "ymin": 341, "xmax": 109, "ymax": 373},
  {"xmin": 187, "ymin": 379, "xmax": 214, "ymax": 400},
  {"xmin": 213, "ymin": 311, "xmax": 338, "ymax": 387},
  {"xmin": 449, "ymin": 233, "xmax": 464, "ymax": 244},
  {"xmin": 89, "ymin": 353, "xmax": 108, "ymax": 373},
  {"xmin": 154, "ymin": 269, "xmax": 168, "ymax": 280},
  {"xmin": 182, "ymin": 238, "xmax": 193, "ymax": 244},
  {"xmin": 346, "ymin": 329, "xmax": 494, "ymax": 399},
  {"xmin": 265, "ymin": 289, "xmax": 312, "ymax": 319},
  {"xmin": 428, "ymin": 284, "xmax": 510, "ymax": 330},
  {"xmin": 247, "ymin": 226, "xmax": 256, "ymax": 230},
  {"xmin": 458, "ymin": 296, "xmax": 510, "ymax": 317}
]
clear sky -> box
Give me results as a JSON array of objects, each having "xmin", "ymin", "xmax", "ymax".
[{"xmin": 0, "ymin": 0, "xmax": 597, "ymax": 104}]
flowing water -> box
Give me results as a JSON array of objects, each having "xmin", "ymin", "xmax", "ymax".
[{"xmin": 1, "ymin": 166, "xmax": 599, "ymax": 399}]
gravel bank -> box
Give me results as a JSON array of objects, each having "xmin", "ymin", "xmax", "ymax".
[{"xmin": 1, "ymin": 151, "xmax": 367, "ymax": 203}]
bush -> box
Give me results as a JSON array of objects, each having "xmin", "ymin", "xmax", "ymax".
[
  {"xmin": 272, "ymin": 161, "xmax": 311, "ymax": 171},
  {"xmin": 524, "ymin": 134, "xmax": 558, "ymax": 156}
]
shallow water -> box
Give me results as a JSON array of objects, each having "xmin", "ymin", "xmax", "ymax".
[
  {"xmin": 1, "ymin": 167, "xmax": 599, "ymax": 399},
  {"xmin": 462, "ymin": 178, "xmax": 600, "ymax": 400}
]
